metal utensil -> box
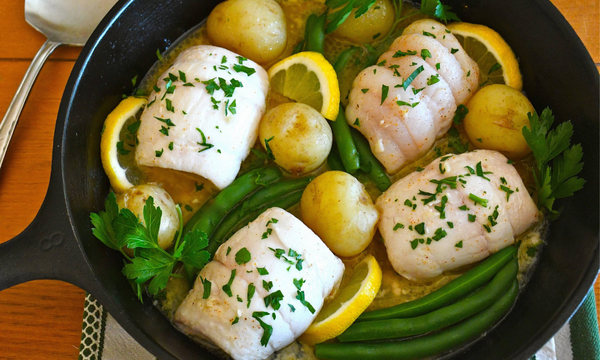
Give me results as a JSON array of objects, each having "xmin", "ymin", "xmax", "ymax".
[{"xmin": 0, "ymin": 0, "xmax": 117, "ymax": 169}]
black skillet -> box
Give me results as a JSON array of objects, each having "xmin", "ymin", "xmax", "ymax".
[{"xmin": 0, "ymin": 0, "xmax": 597, "ymax": 359}]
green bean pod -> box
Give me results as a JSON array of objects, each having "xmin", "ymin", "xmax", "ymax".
[
  {"xmin": 329, "ymin": 105, "xmax": 361, "ymax": 173},
  {"xmin": 333, "ymin": 46, "xmax": 360, "ymax": 75},
  {"xmin": 207, "ymin": 177, "xmax": 314, "ymax": 255},
  {"xmin": 327, "ymin": 146, "xmax": 345, "ymax": 171},
  {"xmin": 315, "ymin": 280, "xmax": 519, "ymax": 360},
  {"xmin": 182, "ymin": 167, "xmax": 283, "ymax": 237},
  {"xmin": 357, "ymin": 245, "xmax": 518, "ymax": 322},
  {"xmin": 350, "ymin": 128, "xmax": 391, "ymax": 191},
  {"xmin": 304, "ymin": 13, "xmax": 326, "ymax": 54},
  {"xmin": 339, "ymin": 259, "xmax": 518, "ymax": 342}
]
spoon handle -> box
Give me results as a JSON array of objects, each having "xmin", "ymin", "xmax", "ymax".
[{"xmin": 0, "ymin": 39, "xmax": 61, "ymax": 170}]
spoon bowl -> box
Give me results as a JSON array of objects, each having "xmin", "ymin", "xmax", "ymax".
[{"xmin": 0, "ymin": 0, "xmax": 117, "ymax": 170}]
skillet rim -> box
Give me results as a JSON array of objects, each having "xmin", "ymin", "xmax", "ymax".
[{"xmin": 55, "ymin": 0, "xmax": 600, "ymax": 359}]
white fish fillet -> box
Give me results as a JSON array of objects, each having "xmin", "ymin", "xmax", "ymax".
[
  {"xmin": 346, "ymin": 20, "xmax": 480, "ymax": 174},
  {"xmin": 174, "ymin": 208, "xmax": 344, "ymax": 360},
  {"xmin": 376, "ymin": 150, "xmax": 538, "ymax": 281},
  {"xmin": 135, "ymin": 45, "xmax": 269, "ymax": 189}
]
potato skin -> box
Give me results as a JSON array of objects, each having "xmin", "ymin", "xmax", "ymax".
[
  {"xmin": 301, "ymin": 171, "xmax": 379, "ymax": 257},
  {"xmin": 464, "ymin": 84, "xmax": 534, "ymax": 159},
  {"xmin": 207, "ymin": 0, "xmax": 287, "ymax": 64},
  {"xmin": 259, "ymin": 103, "xmax": 332, "ymax": 175},
  {"xmin": 117, "ymin": 184, "xmax": 179, "ymax": 252},
  {"xmin": 333, "ymin": 0, "xmax": 395, "ymax": 44}
]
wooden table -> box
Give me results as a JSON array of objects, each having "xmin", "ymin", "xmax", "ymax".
[{"xmin": 0, "ymin": 0, "xmax": 597, "ymax": 358}]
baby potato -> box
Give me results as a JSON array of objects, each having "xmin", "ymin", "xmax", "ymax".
[
  {"xmin": 207, "ymin": 0, "xmax": 287, "ymax": 64},
  {"xmin": 259, "ymin": 102, "xmax": 332, "ymax": 175},
  {"xmin": 301, "ymin": 171, "xmax": 379, "ymax": 257},
  {"xmin": 333, "ymin": 0, "xmax": 395, "ymax": 44},
  {"xmin": 117, "ymin": 184, "xmax": 179, "ymax": 253},
  {"xmin": 464, "ymin": 84, "xmax": 534, "ymax": 159}
]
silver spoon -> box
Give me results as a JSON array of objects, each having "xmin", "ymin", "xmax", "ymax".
[{"xmin": 0, "ymin": 0, "xmax": 118, "ymax": 169}]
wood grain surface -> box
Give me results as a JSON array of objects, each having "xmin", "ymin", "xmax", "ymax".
[{"xmin": 0, "ymin": 0, "xmax": 598, "ymax": 358}]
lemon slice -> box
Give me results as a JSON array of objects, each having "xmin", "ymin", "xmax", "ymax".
[
  {"xmin": 100, "ymin": 96, "xmax": 147, "ymax": 193},
  {"xmin": 268, "ymin": 52, "xmax": 340, "ymax": 120},
  {"xmin": 300, "ymin": 254, "xmax": 382, "ymax": 344},
  {"xmin": 448, "ymin": 22, "xmax": 523, "ymax": 91}
]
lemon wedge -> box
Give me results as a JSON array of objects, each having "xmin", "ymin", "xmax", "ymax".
[
  {"xmin": 448, "ymin": 22, "xmax": 523, "ymax": 91},
  {"xmin": 100, "ymin": 96, "xmax": 147, "ymax": 193},
  {"xmin": 300, "ymin": 254, "xmax": 382, "ymax": 345},
  {"xmin": 268, "ymin": 51, "xmax": 340, "ymax": 120}
]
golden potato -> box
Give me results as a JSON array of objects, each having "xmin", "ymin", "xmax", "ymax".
[
  {"xmin": 117, "ymin": 184, "xmax": 179, "ymax": 253},
  {"xmin": 463, "ymin": 84, "xmax": 534, "ymax": 159},
  {"xmin": 207, "ymin": 0, "xmax": 287, "ymax": 64},
  {"xmin": 259, "ymin": 103, "xmax": 332, "ymax": 175},
  {"xmin": 333, "ymin": 0, "xmax": 395, "ymax": 44},
  {"xmin": 301, "ymin": 171, "xmax": 379, "ymax": 257}
]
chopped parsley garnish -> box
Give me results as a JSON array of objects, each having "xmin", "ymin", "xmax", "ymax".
[
  {"xmin": 436, "ymin": 63, "xmax": 441, "ymax": 70},
  {"xmin": 288, "ymin": 304, "xmax": 296, "ymax": 312},
  {"xmin": 257, "ymin": 267, "xmax": 269, "ymax": 275},
  {"xmin": 432, "ymin": 227, "xmax": 447, "ymax": 241},
  {"xmin": 168, "ymin": 142, "xmax": 174, "ymax": 151},
  {"xmin": 361, "ymin": 88, "xmax": 369, "ymax": 93},
  {"xmin": 155, "ymin": 149, "xmax": 164, "ymax": 157},
  {"xmin": 196, "ymin": 128, "xmax": 214, "ymax": 153},
  {"xmin": 178, "ymin": 70, "xmax": 187, "ymax": 82},
  {"xmin": 413, "ymin": 87, "xmax": 426, "ymax": 95},
  {"xmin": 264, "ymin": 136, "xmax": 276, "ymax": 160},
  {"xmin": 222, "ymin": 269, "xmax": 237, "ymax": 297},
  {"xmin": 447, "ymin": 221, "xmax": 454, "ymax": 228},
  {"xmin": 200, "ymin": 277, "xmax": 211, "ymax": 299},
  {"xmin": 295, "ymin": 290, "xmax": 315, "ymax": 314},
  {"xmin": 393, "ymin": 223, "xmax": 404, "ymax": 231},
  {"xmin": 459, "ymin": 205, "xmax": 469, "ymax": 211},
  {"xmin": 264, "ymin": 290, "xmax": 284, "ymax": 310},
  {"xmin": 392, "ymin": 49, "xmax": 417, "ymax": 58},
  {"xmin": 226, "ymin": 247, "xmax": 232, "ymax": 255},
  {"xmin": 252, "ymin": 312, "xmax": 273, "ymax": 346},
  {"xmin": 381, "ymin": 84, "xmax": 389, "ymax": 105},
  {"xmin": 427, "ymin": 74, "xmax": 440, "ymax": 85},
  {"xmin": 235, "ymin": 247, "xmax": 251, "ymax": 265},
  {"xmin": 195, "ymin": 183, "xmax": 204, "ymax": 192},
  {"xmin": 159, "ymin": 126, "xmax": 169, "ymax": 136},
  {"xmin": 448, "ymin": 127, "xmax": 469, "ymax": 153},
  {"xmin": 116, "ymin": 141, "xmax": 130, "ymax": 155},
  {"xmin": 423, "ymin": 31, "xmax": 436, "ymax": 38},
  {"xmin": 202, "ymin": 78, "xmax": 220, "ymax": 95},
  {"xmin": 475, "ymin": 161, "xmax": 492, "ymax": 181},
  {"xmin": 266, "ymin": 218, "xmax": 279, "ymax": 226},
  {"xmin": 500, "ymin": 185, "xmax": 515, "ymax": 201},
  {"xmin": 435, "ymin": 195, "xmax": 448, "ymax": 219},
  {"xmin": 488, "ymin": 63, "xmax": 502, "ymax": 74},
  {"xmin": 184, "ymin": 204, "xmax": 193, "ymax": 212},
  {"xmin": 469, "ymin": 193, "xmax": 489, "ymax": 207},
  {"xmin": 415, "ymin": 222, "xmax": 426, "ymax": 235},
  {"xmin": 262, "ymin": 228, "xmax": 273, "ymax": 239},
  {"xmin": 453, "ymin": 104, "xmax": 469, "ymax": 125},
  {"xmin": 154, "ymin": 116, "xmax": 176, "ymax": 127},
  {"xmin": 468, "ymin": 214, "xmax": 476, "ymax": 222},
  {"xmin": 233, "ymin": 64, "xmax": 256, "ymax": 76},
  {"xmin": 231, "ymin": 316, "xmax": 239, "ymax": 325},
  {"xmin": 263, "ymin": 280, "xmax": 273, "ymax": 291},
  {"xmin": 455, "ymin": 241, "xmax": 463, "ymax": 248},
  {"xmin": 377, "ymin": 60, "xmax": 387, "ymax": 66},
  {"xmin": 450, "ymin": 48, "xmax": 459, "ymax": 54},
  {"xmin": 403, "ymin": 65, "xmax": 425, "ymax": 90},
  {"xmin": 421, "ymin": 49, "xmax": 432, "ymax": 60}
]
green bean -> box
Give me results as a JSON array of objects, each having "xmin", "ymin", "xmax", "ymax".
[
  {"xmin": 315, "ymin": 280, "xmax": 519, "ymax": 360},
  {"xmin": 182, "ymin": 167, "xmax": 283, "ymax": 237},
  {"xmin": 339, "ymin": 259, "xmax": 518, "ymax": 342},
  {"xmin": 304, "ymin": 13, "xmax": 326, "ymax": 53},
  {"xmin": 327, "ymin": 145, "xmax": 345, "ymax": 171},
  {"xmin": 329, "ymin": 105, "xmax": 361, "ymax": 173},
  {"xmin": 350, "ymin": 127, "xmax": 391, "ymax": 191},
  {"xmin": 357, "ymin": 245, "xmax": 518, "ymax": 322},
  {"xmin": 333, "ymin": 46, "xmax": 360, "ymax": 75},
  {"xmin": 209, "ymin": 188, "xmax": 306, "ymax": 252}
]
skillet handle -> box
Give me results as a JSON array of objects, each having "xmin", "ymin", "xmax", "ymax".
[{"xmin": 0, "ymin": 173, "xmax": 101, "ymax": 294}]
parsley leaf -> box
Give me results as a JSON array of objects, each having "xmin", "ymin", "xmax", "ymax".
[{"xmin": 522, "ymin": 108, "xmax": 585, "ymax": 213}]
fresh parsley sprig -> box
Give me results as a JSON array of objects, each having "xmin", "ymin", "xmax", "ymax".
[
  {"xmin": 90, "ymin": 192, "xmax": 211, "ymax": 301},
  {"xmin": 522, "ymin": 107, "xmax": 585, "ymax": 214}
]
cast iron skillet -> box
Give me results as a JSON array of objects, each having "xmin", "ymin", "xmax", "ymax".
[{"xmin": 0, "ymin": 0, "xmax": 597, "ymax": 359}]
